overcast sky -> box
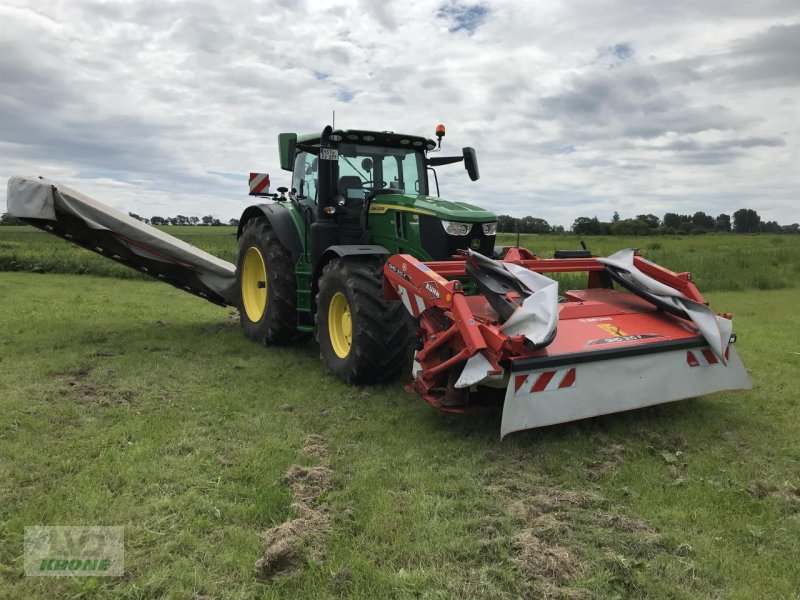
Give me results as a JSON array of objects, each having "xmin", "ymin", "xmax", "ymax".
[{"xmin": 1, "ymin": 0, "xmax": 798, "ymax": 226}]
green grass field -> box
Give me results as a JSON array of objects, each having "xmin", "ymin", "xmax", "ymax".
[
  {"xmin": 0, "ymin": 227, "xmax": 799, "ymax": 599},
  {"xmin": 2, "ymin": 225, "xmax": 799, "ymax": 292}
]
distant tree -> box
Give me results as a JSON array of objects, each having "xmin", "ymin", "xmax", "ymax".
[
  {"xmin": 733, "ymin": 208, "xmax": 761, "ymax": 233},
  {"xmin": 150, "ymin": 216, "xmax": 166, "ymax": 225},
  {"xmin": 0, "ymin": 212, "xmax": 22, "ymax": 225},
  {"xmin": 190, "ymin": 216, "xmax": 200, "ymax": 226},
  {"xmin": 715, "ymin": 213, "xmax": 731, "ymax": 232},
  {"xmin": 612, "ymin": 211, "xmax": 620, "ymax": 223},
  {"xmin": 128, "ymin": 212, "xmax": 144, "ymax": 222},
  {"xmin": 782, "ymin": 223, "xmax": 799, "ymax": 234},
  {"xmin": 663, "ymin": 213, "xmax": 680, "ymax": 229},
  {"xmin": 692, "ymin": 211, "xmax": 715, "ymax": 231},
  {"xmin": 551, "ymin": 225, "xmax": 566, "ymax": 235},
  {"xmin": 636, "ymin": 214, "xmax": 660, "ymax": 229},
  {"xmin": 229, "ymin": 218, "xmax": 240, "ymax": 226},
  {"xmin": 572, "ymin": 217, "xmax": 601, "ymax": 236},
  {"xmin": 663, "ymin": 213, "xmax": 692, "ymax": 231},
  {"xmin": 496, "ymin": 215, "xmax": 517, "ymax": 233},
  {"xmin": 760, "ymin": 220, "xmax": 781, "ymax": 234},
  {"xmin": 519, "ymin": 216, "xmax": 551, "ymax": 234},
  {"xmin": 201, "ymin": 215, "xmax": 214, "ymax": 226},
  {"xmin": 612, "ymin": 218, "xmax": 652, "ymax": 236}
]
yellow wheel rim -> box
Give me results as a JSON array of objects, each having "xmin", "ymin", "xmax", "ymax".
[
  {"xmin": 328, "ymin": 291, "xmax": 352, "ymax": 359},
  {"xmin": 241, "ymin": 247, "xmax": 267, "ymax": 322}
]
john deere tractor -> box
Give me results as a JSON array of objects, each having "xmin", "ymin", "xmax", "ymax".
[
  {"xmin": 8, "ymin": 124, "xmax": 753, "ymax": 436},
  {"xmin": 235, "ymin": 124, "xmax": 496, "ymax": 383}
]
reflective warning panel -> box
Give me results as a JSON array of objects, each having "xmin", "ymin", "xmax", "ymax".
[{"xmin": 249, "ymin": 173, "xmax": 270, "ymax": 195}]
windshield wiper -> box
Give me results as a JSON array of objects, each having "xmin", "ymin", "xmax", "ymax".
[{"xmin": 341, "ymin": 156, "xmax": 369, "ymax": 182}]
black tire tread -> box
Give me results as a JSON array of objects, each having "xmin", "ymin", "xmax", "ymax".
[
  {"xmin": 237, "ymin": 216, "xmax": 304, "ymax": 344},
  {"xmin": 316, "ymin": 258, "xmax": 409, "ymax": 384}
]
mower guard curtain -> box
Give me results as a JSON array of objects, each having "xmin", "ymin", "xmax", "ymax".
[
  {"xmin": 6, "ymin": 176, "xmax": 237, "ymax": 305},
  {"xmin": 598, "ymin": 249, "xmax": 732, "ymax": 364},
  {"xmin": 455, "ymin": 250, "xmax": 559, "ymax": 389}
]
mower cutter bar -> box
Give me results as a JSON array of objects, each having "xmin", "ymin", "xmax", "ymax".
[
  {"xmin": 383, "ymin": 249, "xmax": 752, "ymax": 435},
  {"xmin": 7, "ymin": 176, "xmax": 238, "ymax": 306}
]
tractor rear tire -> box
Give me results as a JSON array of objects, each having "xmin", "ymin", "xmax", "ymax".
[
  {"xmin": 236, "ymin": 216, "xmax": 305, "ymax": 345},
  {"xmin": 316, "ymin": 258, "xmax": 409, "ymax": 384}
]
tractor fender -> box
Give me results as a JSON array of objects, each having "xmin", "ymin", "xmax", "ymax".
[
  {"xmin": 237, "ymin": 204, "xmax": 303, "ymax": 264},
  {"xmin": 311, "ymin": 244, "xmax": 390, "ymax": 311}
]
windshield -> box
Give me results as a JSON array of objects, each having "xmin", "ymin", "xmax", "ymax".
[{"xmin": 337, "ymin": 143, "xmax": 427, "ymax": 197}]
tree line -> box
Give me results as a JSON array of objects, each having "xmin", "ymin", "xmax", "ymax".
[
  {"xmin": 128, "ymin": 213, "xmax": 239, "ymax": 226},
  {"xmin": 0, "ymin": 212, "xmax": 239, "ymax": 226},
  {"xmin": 498, "ymin": 209, "xmax": 798, "ymax": 236},
  {"xmin": 3, "ymin": 208, "xmax": 797, "ymax": 235}
]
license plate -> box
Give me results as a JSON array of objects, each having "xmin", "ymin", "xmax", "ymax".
[{"xmin": 320, "ymin": 148, "xmax": 338, "ymax": 161}]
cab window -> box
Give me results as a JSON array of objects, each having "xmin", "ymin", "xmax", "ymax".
[{"xmin": 292, "ymin": 152, "xmax": 319, "ymax": 202}]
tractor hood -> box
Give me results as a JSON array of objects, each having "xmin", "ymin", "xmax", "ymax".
[{"xmin": 371, "ymin": 194, "xmax": 496, "ymax": 223}]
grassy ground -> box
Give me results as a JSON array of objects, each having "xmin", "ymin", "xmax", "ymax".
[
  {"xmin": 2, "ymin": 225, "xmax": 799, "ymax": 292},
  {"xmin": 0, "ymin": 230, "xmax": 799, "ymax": 599},
  {"xmin": 0, "ymin": 226, "xmax": 238, "ymax": 280}
]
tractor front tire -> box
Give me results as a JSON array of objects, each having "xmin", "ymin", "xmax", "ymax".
[
  {"xmin": 236, "ymin": 216, "xmax": 304, "ymax": 345},
  {"xmin": 316, "ymin": 258, "xmax": 409, "ymax": 384}
]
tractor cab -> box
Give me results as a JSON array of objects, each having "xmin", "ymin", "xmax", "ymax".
[{"xmin": 278, "ymin": 126, "xmax": 497, "ymax": 264}]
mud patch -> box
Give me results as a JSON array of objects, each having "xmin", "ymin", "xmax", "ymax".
[
  {"xmin": 255, "ymin": 436, "xmax": 333, "ymax": 579},
  {"xmin": 747, "ymin": 480, "xmax": 800, "ymax": 503},
  {"xmin": 55, "ymin": 368, "xmax": 134, "ymax": 406},
  {"xmin": 145, "ymin": 346, "xmax": 170, "ymax": 354}
]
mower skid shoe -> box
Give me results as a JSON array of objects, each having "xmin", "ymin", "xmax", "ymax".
[{"xmin": 500, "ymin": 345, "xmax": 752, "ymax": 438}]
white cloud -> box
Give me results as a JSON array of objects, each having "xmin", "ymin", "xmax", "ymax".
[{"xmin": 1, "ymin": 0, "xmax": 798, "ymax": 227}]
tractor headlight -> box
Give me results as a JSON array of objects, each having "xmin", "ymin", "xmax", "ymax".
[
  {"xmin": 482, "ymin": 222, "xmax": 497, "ymax": 236},
  {"xmin": 441, "ymin": 220, "xmax": 472, "ymax": 236}
]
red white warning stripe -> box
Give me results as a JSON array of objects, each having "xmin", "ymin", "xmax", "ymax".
[
  {"xmin": 396, "ymin": 285, "xmax": 428, "ymax": 317},
  {"xmin": 686, "ymin": 348, "xmax": 720, "ymax": 367},
  {"xmin": 514, "ymin": 367, "xmax": 577, "ymax": 395},
  {"xmin": 249, "ymin": 172, "xmax": 270, "ymax": 195}
]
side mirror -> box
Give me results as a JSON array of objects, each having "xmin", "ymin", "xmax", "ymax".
[
  {"xmin": 462, "ymin": 147, "xmax": 479, "ymax": 181},
  {"xmin": 278, "ymin": 132, "xmax": 297, "ymax": 172}
]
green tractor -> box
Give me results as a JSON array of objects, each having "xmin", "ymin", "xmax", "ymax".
[
  {"xmin": 7, "ymin": 124, "xmax": 753, "ymax": 436},
  {"xmin": 235, "ymin": 124, "xmax": 496, "ymax": 383}
]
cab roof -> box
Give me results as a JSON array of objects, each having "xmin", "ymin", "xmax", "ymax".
[{"xmin": 296, "ymin": 129, "xmax": 437, "ymax": 151}]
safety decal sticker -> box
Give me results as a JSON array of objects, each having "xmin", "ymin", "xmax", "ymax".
[
  {"xmin": 423, "ymin": 281, "xmax": 440, "ymax": 299},
  {"xmin": 686, "ymin": 349, "xmax": 720, "ymax": 367},
  {"xmin": 248, "ymin": 172, "xmax": 270, "ymax": 195},
  {"xmin": 387, "ymin": 261, "xmax": 412, "ymax": 282},
  {"xmin": 596, "ymin": 323, "xmax": 627, "ymax": 337},
  {"xmin": 514, "ymin": 368, "xmax": 577, "ymax": 394},
  {"xmin": 396, "ymin": 285, "xmax": 427, "ymax": 318},
  {"xmin": 585, "ymin": 334, "xmax": 663, "ymax": 346}
]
